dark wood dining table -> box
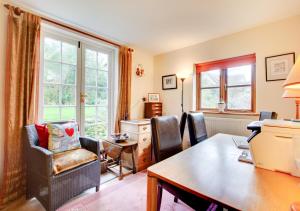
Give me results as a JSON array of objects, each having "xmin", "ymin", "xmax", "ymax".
[{"xmin": 147, "ymin": 133, "xmax": 300, "ymax": 211}]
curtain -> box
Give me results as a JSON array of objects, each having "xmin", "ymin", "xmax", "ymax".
[
  {"xmin": 0, "ymin": 7, "xmax": 41, "ymax": 207},
  {"xmin": 114, "ymin": 47, "xmax": 132, "ymax": 133}
]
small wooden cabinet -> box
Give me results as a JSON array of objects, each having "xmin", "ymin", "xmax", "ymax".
[
  {"xmin": 120, "ymin": 120, "xmax": 152, "ymax": 171},
  {"xmin": 144, "ymin": 102, "xmax": 162, "ymax": 118}
]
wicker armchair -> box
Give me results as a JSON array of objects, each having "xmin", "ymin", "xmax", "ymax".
[{"xmin": 25, "ymin": 124, "xmax": 101, "ymax": 211}]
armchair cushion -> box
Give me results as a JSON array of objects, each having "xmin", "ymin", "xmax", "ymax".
[
  {"xmin": 53, "ymin": 148, "xmax": 98, "ymax": 175},
  {"xmin": 48, "ymin": 122, "xmax": 81, "ymax": 153}
]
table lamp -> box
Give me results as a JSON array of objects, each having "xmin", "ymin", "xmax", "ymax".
[
  {"xmin": 283, "ymin": 56, "xmax": 300, "ymax": 119},
  {"xmin": 282, "ymin": 89, "xmax": 300, "ymax": 119}
]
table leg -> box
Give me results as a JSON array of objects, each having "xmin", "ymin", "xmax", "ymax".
[
  {"xmin": 131, "ymin": 146, "xmax": 136, "ymax": 173},
  {"xmin": 147, "ymin": 174, "xmax": 158, "ymax": 211},
  {"xmin": 119, "ymin": 154, "xmax": 123, "ymax": 180}
]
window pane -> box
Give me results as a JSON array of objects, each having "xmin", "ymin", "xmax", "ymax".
[
  {"xmin": 201, "ymin": 88, "xmax": 219, "ymax": 108},
  {"xmin": 62, "ymin": 85, "xmax": 76, "ymax": 105},
  {"xmin": 97, "ymin": 88, "xmax": 108, "ymax": 106},
  {"xmin": 85, "ymin": 106, "xmax": 96, "ymax": 123},
  {"xmin": 44, "ymin": 37, "xmax": 61, "ymax": 62},
  {"xmin": 97, "ymin": 71, "xmax": 108, "ymax": 88},
  {"xmin": 85, "ymin": 49, "xmax": 97, "ymax": 68},
  {"xmin": 62, "ymin": 64, "xmax": 76, "ymax": 85},
  {"xmin": 227, "ymin": 65, "xmax": 252, "ymax": 86},
  {"xmin": 201, "ymin": 69, "xmax": 220, "ymax": 88},
  {"xmin": 86, "ymin": 87, "xmax": 97, "ymax": 105},
  {"xmin": 85, "ymin": 122, "xmax": 107, "ymax": 139},
  {"xmin": 44, "ymin": 85, "xmax": 59, "ymax": 105},
  {"xmin": 97, "ymin": 106, "xmax": 108, "ymax": 122},
  {"xmin": 44, "ymin": 61, "xmax": 61, "ymax": 83},
  {"xmin": 61, "ymin": 107, "xmax": 76, "ymax": 120},
  {"xmin": 85, "ymin": 68, "xmax": 97, "ymax": 86},
  {"xmin": 98, "ymin": 53, "xmax": 108, "ymax": 71},
  {"xmin": 43, "ymin": 107, "xmax": 60, "ymax": 121},
  {"xmin": 227, "ymin": 86, "xmax": 251, "ymax": 110},
  {"xmin": 62, "ymin": 42, "xmax": 77, "ymax": 65}
]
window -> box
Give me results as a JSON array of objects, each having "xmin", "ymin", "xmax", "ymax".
[
  {"xmin": 196, "ymin": 54, "xmax": 256, "ymax": 112},
  {"xmin": 39, "ymin": 26, "xmax": 116, "ymax": 139}
]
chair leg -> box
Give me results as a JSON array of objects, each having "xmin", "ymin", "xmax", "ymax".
[
  {"xmin": 96, "ymin": 185, "xmax": 99, "ymax": 192},
  {"xmin": 174, "ymin": 197, "xmax": 178, "ymax": 203},
  {"xmin": 157, "ymin": 186, "xmax": 163, "ymax": 211}
]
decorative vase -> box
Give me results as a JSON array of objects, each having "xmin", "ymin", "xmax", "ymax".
[{"xmin": 218, "ymin": 102, "xmax": 226, "ymax": 112}]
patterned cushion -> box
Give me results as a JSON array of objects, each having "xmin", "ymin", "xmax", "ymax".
[
  {"xmin": 47, "ymin": 122, "xmax": 81, "ymax": 153},
  {"xmin": 53, "ymin": 148, "xmax": 98, "ymax": 175}
]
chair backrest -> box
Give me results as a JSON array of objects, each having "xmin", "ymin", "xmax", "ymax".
[
  {"xmin": 25, "ymin": 124, "xmax": 39, "ymax": 147},
  {"xmin": 259, "ymin": 111, "xmax": 277, "ymax": 121},
  {"xmin": 187, "ymin": 113, "xmax": 208, "ymax": 146},
  {"xmin": 25, "ymin": 121, "xmax": 76, "ymax": 148},
  {"xmin": 179, "ymin": 112, "xmax": 187, "ymax": 140},
  {"xmin": 151, "ymin": 116, "xmax": 183, "ymax": 163}
]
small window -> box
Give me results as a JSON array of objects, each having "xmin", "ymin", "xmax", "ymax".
[{"xmin": 196, "ymin": 54, "xmax": 256, "ymax": 112}]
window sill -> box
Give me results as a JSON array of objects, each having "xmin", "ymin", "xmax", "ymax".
[{"xmin": 195, "ymin": 110, "xmax": 259, "ymax": 116}]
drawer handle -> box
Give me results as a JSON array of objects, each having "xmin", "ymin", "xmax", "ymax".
[
  {"xmin": 143, "ymin": 127, "xmax": 147, "ymax": 130},
  {"xmin": 143, "ymin": 138, "xmax": 147, "ymax": 142}
]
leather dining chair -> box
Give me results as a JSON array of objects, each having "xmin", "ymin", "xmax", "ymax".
[
  {"xmin": 151, "ymin": 115, "xmax": 214, "ymax": 211},
  {"xmin": 187, "ymin": 112, "xmax": 208, "ymax": 146},
  {"xmin": 179, "ymin": 112, "xmax": 187, "ymax": 140}
]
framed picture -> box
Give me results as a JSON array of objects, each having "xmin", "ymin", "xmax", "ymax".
[
  {"xmin": 148, "ymin": 93, "xmax": 160, "ymax": 102},
  {"xmin": 265, "ymin": 52, "xmax": 295, "ymax": 81},
  {"xmin": 162, "ymin": 74, "xmax": 177, "ymax": 90}
]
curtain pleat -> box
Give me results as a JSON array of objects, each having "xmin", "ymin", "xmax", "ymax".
[
  {"xmin": 0, "ymin": 6, "xmax": 41, "ymax": 208},
  {"xmin": 114, "ymin": 47, "xmax": 132, "ymax": 133}
]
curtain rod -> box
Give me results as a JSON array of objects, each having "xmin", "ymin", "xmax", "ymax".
[{"xmin": 3, "ymin": 3, "xmax": 134, "ymax": 52}]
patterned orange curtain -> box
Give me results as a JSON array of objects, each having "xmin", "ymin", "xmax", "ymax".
[
  {"xmin": 114, "ymin": 47, "xmax": 132, "ymax": 133},
  {"xmin": 0, "ymin": 6, "xmax": 41, "ymax": 207}
]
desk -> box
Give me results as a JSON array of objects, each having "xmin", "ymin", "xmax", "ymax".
[{"xmin": 147, "ymin": 133, "xmax": 300, "ymax": 211}]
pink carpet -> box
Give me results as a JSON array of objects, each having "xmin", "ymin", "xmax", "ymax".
[{"xmin": 58, "ymin": 171, "xmax": 193, "ymax": 211}]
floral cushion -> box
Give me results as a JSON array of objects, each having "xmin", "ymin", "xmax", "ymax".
[
  {"xmin": 47, "ymin": 122, "xmax": 81, "ymax": 153},
  {"xmin": 53, "ymin": 148, "xmax": 98, "ymax": 175}
]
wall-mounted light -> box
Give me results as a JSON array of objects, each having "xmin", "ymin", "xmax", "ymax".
[{"xmin": 136, "ymin": 64, "xmax": 144, "ymax": 77}]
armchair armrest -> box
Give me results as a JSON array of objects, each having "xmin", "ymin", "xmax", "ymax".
[
  {"xmin": 27, "ymin": 146, "xmax": 53, "ymax": 177},
  {"xmin": 79, "ymin": 137, "xmax": 100, "ymax": 157}
]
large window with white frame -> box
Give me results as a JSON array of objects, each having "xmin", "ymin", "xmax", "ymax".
[{"xmin": 39, "ymin": 25, "xmax": 117, "ymax": 139}]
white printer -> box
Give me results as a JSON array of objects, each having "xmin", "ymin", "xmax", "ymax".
[{"xmin": 249, "ymin": 119, "xmax": 300, "ymax": 177}]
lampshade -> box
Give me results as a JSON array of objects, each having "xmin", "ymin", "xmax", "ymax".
[
  {"xmin": 177, "ymin": 71, "xmax": 192, "ymax": 79},
  {"xmin": 283, "ymin": 56, "xmax": 300, "ymax": 89},
  {"xmin": 282, "ymin": 89, "xmax": 300, "ymax": 98}
]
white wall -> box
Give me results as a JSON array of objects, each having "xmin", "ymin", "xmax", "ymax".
[
  {"xmin": 130, "ymin": 46, "xmax": 154, "ymax": 119},
  {"xmin": 154, "ymin": 15, "xmax": 300, "ymax": 120},
  {"xmin": 0, "ymin": 0, "xmax": 7, "ymax": 183}
]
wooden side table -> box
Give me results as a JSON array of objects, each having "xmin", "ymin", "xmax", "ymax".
[{"xmin": 102, "ymin": 139, "xmax": 138, "ymax": 180}]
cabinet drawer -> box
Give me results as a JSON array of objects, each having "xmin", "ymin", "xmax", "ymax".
[
  {"xmin": 138, "ymin": 151, "xmax": 152, "ymax": 167},
  {"xmin": 138, "ymin": 124, "xmax": 151, "ymax": 133},
  {"xmin": 137, "ymin": 133, "xmax": 151, "ymax": 154},
  {"xmin": 121, "ymin": 123, "xmax": 150, "ymax": 133}
]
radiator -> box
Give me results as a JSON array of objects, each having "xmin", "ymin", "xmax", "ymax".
[{"xmin": 205, "ymin": 117, "xmax": 253, "ymax": 137}]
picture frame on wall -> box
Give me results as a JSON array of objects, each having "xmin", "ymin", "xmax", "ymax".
[
  {"xmin": 148, "ymin": 93, "xmax": 160, "ymax": 102},
  {"xmin": 265, "ymin": 52, "xmax": 295, "ymax": 81},
  {"xmin": 162, "ymin": 74, "xmax": 177, "ymax": 90}
]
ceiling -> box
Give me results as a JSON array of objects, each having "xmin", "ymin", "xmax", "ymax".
[{"xmin": 8, "ymin": 0, "xmax": 300, "ymax": 55}]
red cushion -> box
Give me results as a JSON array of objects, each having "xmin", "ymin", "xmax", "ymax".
[{"xmin": 35, "ymin": 124, "xmax": 49, "ymax": 149}]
